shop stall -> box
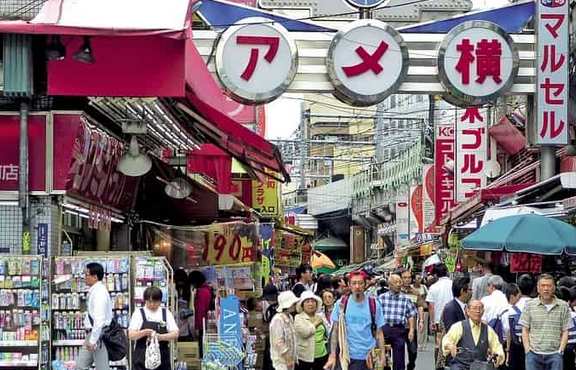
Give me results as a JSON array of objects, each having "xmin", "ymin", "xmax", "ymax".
[{"xmin": 0, "ymin": 255, "xmax": 48, "ymax": 370}]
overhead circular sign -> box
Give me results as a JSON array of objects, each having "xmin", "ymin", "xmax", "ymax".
[
  {"xmin": 326, "ymin": 19, "xmax": 409, "ymax": 107},
  {"xmin": 215, "ymin": 17, "xmax": 298, "ymax": 105},
  {"xmin": 437, "ymin": 20, "xmax": 519, "ymax": 107},
  {"xmin": 344, "ymin": 0, "xmax": 390, "ymax": 9}
]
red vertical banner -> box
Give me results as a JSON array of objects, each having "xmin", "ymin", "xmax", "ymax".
[
  {"xmin": 435, "ymin": 121, "xmax": 456, "ymax": 225},
  {"xmin": 256, "ymin": 105, "xmax": 266, "ymax": 138},
  {"xmin": 409, "ymin": 185, "xmax": 423, "ymax": 239}
]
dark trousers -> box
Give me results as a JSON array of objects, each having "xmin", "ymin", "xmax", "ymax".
[
  {"xmin": 349, "ymin": 359, "xmax": 370, "ymax": 370},
  {"xmin": 296, "ymin": 360, "xmax": 313, "ymax": 370},
  {"xmin": 563, "ymin": 349, "xmax": 575, "ymax": 370},
  {"xmin": 313, "ymin": 355, "xmax": 329, "ymax": 370},
  {"xmin": 509, "ymin": 343, "xmax": 526, "ymax": 370},
  {"xmin": 384, "ymin": 326, "xmax": 408, "ymax": 370},
  {"xmin": 405, "ymin": 329, "xmax": 417, "ymax": 370}
]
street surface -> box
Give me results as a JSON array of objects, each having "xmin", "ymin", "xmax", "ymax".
[{"xmin": 414, "ymin": 336, "xmax": 435, "ymax": 370}]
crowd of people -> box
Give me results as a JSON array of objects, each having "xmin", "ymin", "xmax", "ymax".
[{"xmin": 256, "ymin": 262, "xmax": 576, "ymax": 370}]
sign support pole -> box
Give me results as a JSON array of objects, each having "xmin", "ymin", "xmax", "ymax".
[{"xmin": 19, "ymin": 100, "xmax": 30, "ymax": 254}]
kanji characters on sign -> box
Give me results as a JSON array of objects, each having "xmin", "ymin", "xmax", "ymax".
[
  {"xmin": 0, "ymin": 164, "xmax": 19, "ymax": 182},
  {"xmin": 435, "ymin": 121, "xmax": 456, "ymax": 225},
  {"xmin": 536, "ymin": 0, "xmax": 569, "ymax": 144},
  {"xmin": 456, "ymin": 107, "xmax": 487, "ymax": 202}
]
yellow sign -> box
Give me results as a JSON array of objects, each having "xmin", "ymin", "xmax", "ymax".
[
  {"xmin": 204, "ymin": 223, "xmax": 258, "ymax": 266},
  {"xmin": 252, "ymin": 177, "xmax": 281, "ymax": 217},
  {"xmin": 22, "ymin": 231, "xmax": 31, "ymax": 254}
]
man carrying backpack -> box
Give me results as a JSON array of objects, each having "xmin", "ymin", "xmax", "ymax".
[{"xmin": 324, "ymin": 270, "xmax": 386, "ymax": 370}]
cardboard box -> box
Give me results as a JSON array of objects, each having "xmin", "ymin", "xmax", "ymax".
[{"xmin": 177, "ymin": 341, "xmax": 200, "ymax": 364}]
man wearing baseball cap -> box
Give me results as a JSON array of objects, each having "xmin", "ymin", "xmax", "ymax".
[{"xmin": 324, "ymin": 270, "xmax": 387, "ymax": 370}]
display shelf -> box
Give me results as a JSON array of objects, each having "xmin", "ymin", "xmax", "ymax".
[
  {"xmin": 52, "ymin": 340, "xmax": 85, "ymax": 346},
  {"xmin": 0, "ymin": 340, "xmax": 38, "ymax": 347},
  {"xmin": 0, "ymin": 360, "xmax": 38, "ymax": 367}
]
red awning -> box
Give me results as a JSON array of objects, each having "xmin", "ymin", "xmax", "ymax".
[
  {"xmin": 176, "ymin": 40, "xmax": 289, "ymax": 182},
  {"xmin": 443, "ymin": 184, "xmax": 535, "ymax": 225},
  {"xmin": 0, "ymin": 0, "xmax": 191, "ymax": 39}
]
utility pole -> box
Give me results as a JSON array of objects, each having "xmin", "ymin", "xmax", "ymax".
[
  {"xmin": 19, "ymin": 100, "xmax": 30, "ymax": 254},
  {"xmin": 299, "ymin": 103, "xmax": 308, "ymax": 189}
]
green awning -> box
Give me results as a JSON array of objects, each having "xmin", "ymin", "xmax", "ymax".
[{"xmin": 313, "ymin": 237, "xmax": 348, "ymax": 251}]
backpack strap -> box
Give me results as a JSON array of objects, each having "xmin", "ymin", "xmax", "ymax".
[
  {"xmin": 162, "ymin": 308, "xmax": 167, "ymax": 323},
  {"xmin": 369, "ymin": 296, "xmax": 377, "ymax": 334},
  {"xmin": 341, "ymin": 294, "xmax": 350, "ymax": 313},
  {"xmin": 140, "ymin": 308, "xmax": 147, "ymax": 324}
]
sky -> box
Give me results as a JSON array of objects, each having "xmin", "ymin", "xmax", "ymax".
[{"xmin": 265, "ymin": 0, "xmax": 513, "ymax": 140}]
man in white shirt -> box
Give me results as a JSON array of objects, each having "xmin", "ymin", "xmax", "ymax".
[
  {"xmin": 425, "ymin": 263, "xmax": 453, "ymax": 368},
  {"xmin": 481, "ymin": 275, "xmax": 508, "ymax": 324},
  {"xmin": 77, "ymin": 262, "xmax": 113, "ymax": 370}
]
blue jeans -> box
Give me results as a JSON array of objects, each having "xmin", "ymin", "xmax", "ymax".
[{"xmin": 525, "ymin": 351, "xmax": 563, "ymax": 370}]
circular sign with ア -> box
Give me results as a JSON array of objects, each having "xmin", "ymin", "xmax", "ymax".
[
  {"xmin": 327, "ymin": 19, "xmax": 409, "ymax": 107},
  {"xmin": 215, "ymin": 17, "xmax": 298, "ymax": 105},
  {"xmin": 437, "ymin": 21, "xmax": 519, "ymax": 107}
]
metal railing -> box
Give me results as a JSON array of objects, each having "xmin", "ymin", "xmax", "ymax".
[{"xmin": 0, "ymin": 0, "xmax": 47, "ymax": 21}]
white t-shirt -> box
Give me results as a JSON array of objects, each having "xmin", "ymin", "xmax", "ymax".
[
  {"xmin": 426, "ymin": 277, "xmax": 454, "ymax": 324},
  {"xmin": 481, "ymin": 290, "xmax": 509, "ymax": 323},
  {"xmin": 128, "ymin": 306, "xmax": 179, "ymax": 333}
]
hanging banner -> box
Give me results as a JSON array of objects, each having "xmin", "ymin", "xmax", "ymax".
[
  {"xmin": 409, "ymin": 185, "xmax": 423, "ymax": 239},
  {"xmin": 422, "ymin": 164, "xmax": 436, "ymax": 231},
  {"xmin": 203, "ymin": 222, "xmax": 260, "ymax": 265},
  {"xmin": 37, "ymin": 223, "xmax": 48, "ymax": 258},
  {"xmin": 536, "ymin": 0, "xmax": 569, "ymax": 145},
  {"xmin": 260, "ymin": 223, "xmax": 274, "ymax": 285},
  {"xmin": 274, "ymin": 230, "xmax": 303, "ymax": 267},
  {"xmin": 216, "ymin": 296, "xmax": 244, "ymax": 365},
  {"xmin": 396, "ymin": 187, "xmax": 410, "ymax": 247},
  {"xmin": 455, "ymin": 107, "xmax": 488, "ymax": 202},
  {"xmin": 252, "ymin": 177, "xmax": 281, "ymax": 217},
  {"xmin": 435, "ymin": 119, "xmax": 456, "ymax": 225}
]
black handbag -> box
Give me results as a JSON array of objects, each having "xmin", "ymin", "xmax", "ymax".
[{"xmin": 89, "ymin": 315, "xmax": 128, "ymax": 361}]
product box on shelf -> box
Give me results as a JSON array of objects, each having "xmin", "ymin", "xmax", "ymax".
[{"xmin": 177, "ymin": 341, "xmax": 200, "ymax": 363}]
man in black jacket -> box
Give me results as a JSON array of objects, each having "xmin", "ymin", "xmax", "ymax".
[{"xmin": 442, "ymin": 276, "xmax": 471, "ymax": 332}]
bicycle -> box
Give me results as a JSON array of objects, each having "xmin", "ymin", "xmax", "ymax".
[{"xmin": 444, "ymin": 347, "xmax": 499, "ymax": 370}]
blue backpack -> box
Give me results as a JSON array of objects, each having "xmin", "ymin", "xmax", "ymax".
[
  {"xmin": 507, "ymin": 306, "xmax": 523, "ymax": 346},
  {"xmin": 487, "ymin": 311, "xmax": 506, "ymax": 346}
]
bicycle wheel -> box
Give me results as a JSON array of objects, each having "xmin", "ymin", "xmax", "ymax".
[{"xmin": 470, "ymin": 360, "xmax": 496, "ymax": 370}]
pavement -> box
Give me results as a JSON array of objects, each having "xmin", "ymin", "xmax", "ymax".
[{"xmin": 414, "ymin": 339, "xmax": 436, "ymax": 370}]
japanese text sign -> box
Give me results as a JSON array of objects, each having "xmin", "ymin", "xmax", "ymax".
[
  {"xmin": 455, "ymin": 107, "xmax": 488, "ymax": 202},
  {"xmin": 396, "ymin": 187, "xmax": 410, "ymax": 248},
  {"xmin": 438, "ymin": 21, "xmax": 519, "ymax": 107},
  {"xmin": 37, "ymin": 223, "xmax": 48, "ymax": 258},
  {"xmin": 409, "ymin": 185, "xmax": 423, "ymax": 239},
  {"xmin": 202, "ymin": 222, "xmax": 260, "ymax": 266},
  {"xmin": 422, "ymin": 165, "xmax": 436, "ymax": 232},
  {"xmin": 536, "ymin": 0, "xmax": 569, "ymax": 145},
  {"xmin": 252, "ymin": 178, "xmax": 281, "ymax": 217},
  {"xmin": 274, "ymin": 230, "xmax": 303, "ymax": 267},
  {"xmin": 215, "ymin": 17, "xmax": 298, "ymax": 105},
  {"xmin": 327, "ymin": 19, "xmax": 409, "ymax": 106},
  {"xmin": 435, "ymin": 120, "xmax": 456, "ymax": 225}
]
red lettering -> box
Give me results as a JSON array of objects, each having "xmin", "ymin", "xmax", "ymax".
[
  {"xmin": 229, "ymin": 235, "xmax": 241, "ymax": 261},
  {"xmin": 540, "ymin": 44, "xmax": 565, "ymax": 73},
  {"xmin": 202, "ymin": 233, "xmax": 210, "ymax": 262},
  {"xmin": 540, "ymin": 78, "xmax": 565, "ymax": 105},
  {"xmin": 540, "ymin": 111, "xmax": 565, "ymax": 140},
  {"xmin": 236, "ymin": 35, "xmax": 280, "ymax": 81},
  {"xmin": 541, "ymin": 13, "xmax": 565, "ymax": 39},
  {"xmin": 213, "ymin": 235, "xmax": 227, "ymax": 262},
  {"xmin": 462, "ymin": 128, "xmax": 485, "ymax": 150},
  {"xmin": 342, "ymin": 41, "xmax": 389, "ymax": 78},
  {"xmin": 455, "ymin": 39, "xmax": 475, "ymax": 85},
  {"xmin": 460, "ymin": 108, "xmax": 483, "ymax": 123},
  {"xmin": 475, "ymin": 39, "xmax": 502, "ymax": 84}
]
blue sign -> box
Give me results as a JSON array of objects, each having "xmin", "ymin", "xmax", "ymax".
[
  {"xmin": 219, "ymin": 296, "xmax": 242, "ymax": 345},
  {"xmin": 540, "ymin": 0, "xmax": 565, "ymax": 8},
  {"xmin": 345, "ymin": 0, "xmax": 388, "ymax": 9},
  {"xmin": 37, "ymin": 223, "xmax": 48, "ymax": 257}
]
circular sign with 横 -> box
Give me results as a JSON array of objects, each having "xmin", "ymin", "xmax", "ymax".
[
  {"xmin": 437, "ymin": 20, "xmax": 519, "ymax": 107},
  {"xmin": 326, "ymin": 19, "xmax": 409, "ymax": 107},
  {"xmin": 215, "ymin": 18, "xmax": 298, "ymax": 105},
  {"xmin": 344, "ymin": 0, "xmax": 390, "ymax": 9}
]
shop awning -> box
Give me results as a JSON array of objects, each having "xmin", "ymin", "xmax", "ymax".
[
  {"xmin": 441, "ymin": 184, "xmax": 534, "ymax": 226},
  {"xmin": 198, "ymin": 0, "xmax": 335, "ymax": 32},
  {"xmin": 0, "ymin": 0, "xmax": 191, "ymax": 38},
  {"xmin": 175, "ymin": 40, "xmax": 289, "ymax": 182},
  {"xmin": 399, "ymin": 0, "xmax": 534, "ymax": 34},
  {"xmin": 505, "ymin": 173, "xmax": 576, "ymax": 206},
  {"xmin": 313, "ymin": 237, "xmax": 348, "ymax": 251}
]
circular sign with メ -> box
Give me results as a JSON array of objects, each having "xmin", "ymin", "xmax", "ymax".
[
  {"xmin": 326, "ymin": 19, "xmax": 409, "ymax": 107},
  {"xmin": 437, "ymin": 21, "xmax": 519, "ymax": 107},
  {"xmin": 215, "ymin": 18, "xmax": 298, "ymax": 105}
]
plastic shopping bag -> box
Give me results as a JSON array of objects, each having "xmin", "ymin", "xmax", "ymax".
[{"xmin": 145, "ymin": 332, "xmax": 162, "ymax": 370}]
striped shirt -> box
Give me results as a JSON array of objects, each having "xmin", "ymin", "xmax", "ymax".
[
  {"xmin": 519, "ymin": 297, "xmax": 572, "ymax": 354},
  {"xmin": 378, "ymin": 291, "xmax": 418, "ymax": 326}
]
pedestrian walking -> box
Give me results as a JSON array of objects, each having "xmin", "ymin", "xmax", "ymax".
[
  {"xmin": 501, "ymin": 283, "xmax": 524, "ymax": 370},
  {"xmin": 321, "ymin": 290, "xmax": 336, "ymax": 327},
  {"xmin": 324, "ymin": 271, "xmax": 386, "ymax": 370},
  {"xmin": 412, "ymin": 273, "xmax": 429, "ymax": 351},
  {"xmin": 295, "ymin": 291, "xmax": 330, "ymax": 370},
  {"xmin": 189, "ymin": 270, "xmax": 212, "ymax": 359},
  {"xmin": 442, "ymin": 276, "xmax": 471, "ymax": 333},
  {"xmin": 77, "ymin": 262, "xmax": 113, "ymax": 370},
  {"xmin": 442, "ymin": 300, "xmax": 504, "ymax": 370},
  {"xmin": 425, "ymin": 263, "xmax": 453, "ymax": 366},
  {"xmin": 398, "ymin": 270, "xmax": 425, "ymax": 370},
  {"xmin": 378, "ymin": 274, "xmax": 417, "ymax": 370},
  {"xmin": 128, "ymin": 286, "xmax": 179, "ymax": 370},
  {"xmin": 471, "ymin": 261, "xmax": 494, "ymax": 300},
  {"xmin": 481, "ymin": 275, "xmax": 508, "ymax": 325},
  {"xmin": 293, "ymin": 264, "xmax": 313, "ymax": 298},
  {"xmin": 520, "ymin": 274, "xmax": 572, "ymax": 370},
  {"xmin": 270, "ymin": 291, "xmax": 300, "ymax": 370}
]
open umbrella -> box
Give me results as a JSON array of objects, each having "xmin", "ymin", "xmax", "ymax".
[
  {"xmin": 462, "ymin": 214, "xmax": 576, "ymax": 255},
  {"xmin": 311, "ymin": 250, "xmax": 336, "ymax": 269}
]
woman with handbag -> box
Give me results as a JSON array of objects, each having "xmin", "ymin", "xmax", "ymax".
[
  {"xmin": 128, "ymin": 287, "xmax": 179, "ymax": 370},
  {"xmin": 294, "ymin": 291, "xmax": 329, "ymax": 370}
]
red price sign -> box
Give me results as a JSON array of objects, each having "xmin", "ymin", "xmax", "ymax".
[{"xmin": 202, "ymin": 223, "xmax": 258, "ymax": 265}]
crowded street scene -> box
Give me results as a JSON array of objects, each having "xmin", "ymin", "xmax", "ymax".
[{"xmin": 0, "ymin": 0, "xmax": 575, "ymax": 370}]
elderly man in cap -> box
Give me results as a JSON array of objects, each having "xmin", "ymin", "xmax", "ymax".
[
  {"xmin": 270, "ymin": 291, "xmax": 300, "ymax": 370},
  {"xmin": 325, "ymin": 270, "xmax": 386, "ymax": 370}
]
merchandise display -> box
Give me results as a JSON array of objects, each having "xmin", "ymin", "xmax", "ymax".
[
  {"xmin": 51, "ymin": 257, "xmax": 131, "ymax": 370},
  {"xmin": 0, "ymin": 256, "xmax": 45, "ymax": 370}
]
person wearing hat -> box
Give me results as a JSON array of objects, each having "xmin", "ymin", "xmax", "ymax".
[
  {"xmin": 295, "ymin": 291, "xmax": 330, "ymax": 370},
  {"xmin": 262, "ymin": 284, "xmax": 279, "ymax": 370},
  {"xmin": 270, "ymin": 291, "xmax": 300, "ymax": 370}
]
